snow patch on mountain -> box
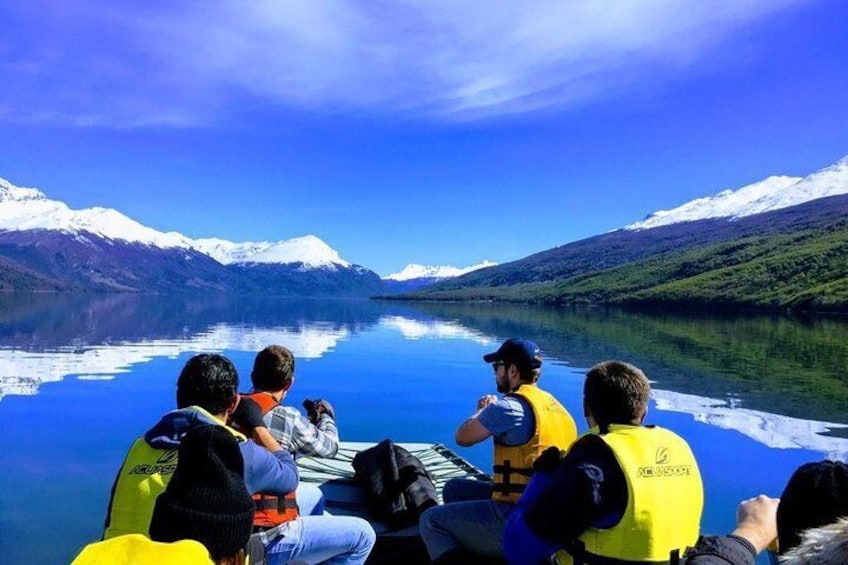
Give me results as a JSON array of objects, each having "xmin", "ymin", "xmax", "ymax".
[
  {"xmin": 626, "ymin": 155, "xmax": 848, "ymax": 231},
  {"xmin": 248, "ymin": 236, "xmax": 350, "ymax": 268},
  {"xmin": 0, "ymin": 176, "xmax": 352, "ymax": 268},
  {"xmin": 0, "ymin": 178, "xmax": 46, "ymax": 202},
  {"xmin": 384, "ymin": 260, "xmax": 497, "ymax": 281},
  {"xmin": 0, "ymin": 178, "xmax": 193, "ymax": 249},
  {"xmin": 190, "ymin": 238, "xmax": 269, "ymax": 264}
]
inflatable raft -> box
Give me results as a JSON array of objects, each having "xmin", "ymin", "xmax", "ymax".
[{"xmin": 297, "ymin": 441, "xmax": 490, "ymax": 563}]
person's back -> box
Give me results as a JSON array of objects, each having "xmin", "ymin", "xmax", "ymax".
[
  {"xmin": 493, "ymin": 381, "xmax": 577, "ymax": 504},
  {"xmin": 103, "ymin": 354, "xmax": 298, "ymax": 540},
  {"xmin": 103, "ymin": 352, "xmax": 376, "ymax": 565},
  {"xmin": 81, "ymin": 423, "xmax": 258, "ymax": 565},
  {"xmin": 560, "ymin": 425, "xmax": 701, "ymax": 564},
  {"xmin": 104, "ymin": 406, "xmax": 241, "ymax": 539},
  {"xmin": 245, "ymin": 344, "xmax": 339, "ymax": 458},
  {"xmin": 505, "ymin": 360, "xmax": 703, "ymax": 565}
]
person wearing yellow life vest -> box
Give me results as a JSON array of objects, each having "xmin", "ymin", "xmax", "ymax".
[
  {"xmin": 78, "ymin": 424, "xmax": 262, "ymax": 565},
  {"xmin": 102, "ymin": 354, "xmax": 299, "ymax": 541},
  {"xmin": 419, "ymin": 338, "xmax": 578, "ymax": 564},
  {"xmin": 503, "ymin": 360, "xmax": 704, "ymax": 565},
  {"xmin": 102, "ymin": 353, "xmax": 376, "ymax": 565}
]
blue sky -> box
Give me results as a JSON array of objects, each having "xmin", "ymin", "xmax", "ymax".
[{"xmin": 1, "ymin": 0, "xmax": 847, "ymax": 275}]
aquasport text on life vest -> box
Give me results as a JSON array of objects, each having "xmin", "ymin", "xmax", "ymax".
[
  {"xmin": 636, "ymin": 465, "xmax": 693, "ymax": 478},
  {"xmin": 128, "ymin": 449, "xmax": 178, "ymax": 476}
]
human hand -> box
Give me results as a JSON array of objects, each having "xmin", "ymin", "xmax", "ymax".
[
  {"xmin": 477, "ymin": 394, "xmax": 497, "ymax": 411},
  {"xmin": 230, "ymin": 396, "xmax": 267, "ymax": 433},
  {"xmin": 533, "ymin": 446, "xmax": 563, "ymax": 474},
  {"xmin": 732, "ymin": 495, "xmax": 779, "ymax": 554},
  {"xmin": 313, "ymin": 399, "xmax": 335, "ymax": 421},
  {"xmin": 303, "ymin": 399, "xmax": 319, "ymax": 424}
]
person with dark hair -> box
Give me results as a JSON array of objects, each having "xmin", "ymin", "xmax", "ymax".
[
  {"xmin": 243, "ymin": 345, "xmax": 339, "ymax": 459},
  {"xmin": 504, "ymin": 360, "xmax": 703, "ymax": 565},
  {"xmin": 685, "ymin": 460, "xmax": 848, "ymax": 564},
  {"xmin": 419, "ymin": 338, "xmax": 578, "ymax": 564},
  {"xmin": 235, "ymin": 345, "xmax": 338, "ymax": 528},
  {"xmin": 102, "ymin": 353, "xmax": 375, "ymax": 565},
  {"xmin": 103, "ymin": 353, "xmax": 296, "ymax": 540},
  {"xmin": 777, "ymin": 460, "xmax": 848, "ymax": 554}
]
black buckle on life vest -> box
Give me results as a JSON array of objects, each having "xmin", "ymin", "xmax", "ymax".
[{"xmin": 493, "ymin": 459, "xmax": 534, "ymax": 494}]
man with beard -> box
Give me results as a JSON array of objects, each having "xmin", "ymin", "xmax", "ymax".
[{"xmin": 419, "ymin": 338, "xmax": 578, "ymax": 564}]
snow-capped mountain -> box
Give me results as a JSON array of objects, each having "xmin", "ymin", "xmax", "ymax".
[
  {"xmin": 384, "ymin": 260, "xmax": 497, "ymax": 281},
  {"xmin": 0, "ymin": 176, "xmax": 382, "ymax": 295},
  {"xmin": 194, "ymin": 235, "xmax": 350, "ymax": 269},
  {"xmin": 0, "ymin": 176, "xmax": 351, "ymax": 269},
  {"xmin": 625, "ymin": 155, "xmax": 848, "ymax": 231},
  {"xmin": 0, "ymin": 177, "xmax": 193, "ymax": 249}
]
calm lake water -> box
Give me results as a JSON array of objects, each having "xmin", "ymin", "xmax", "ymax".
[{"xmin": 1, "ymin": 293, "xmax": 847, "ymax": 564}]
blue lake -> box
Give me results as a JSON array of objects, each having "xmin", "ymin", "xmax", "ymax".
[{"xmin": 1, "ymin": 294, "xmax": 847, "ymax": 564}]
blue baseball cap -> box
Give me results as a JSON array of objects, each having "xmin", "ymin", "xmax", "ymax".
[{"xmin": 483, "ymin": 338, "xmax": 543, "ymax": 373}]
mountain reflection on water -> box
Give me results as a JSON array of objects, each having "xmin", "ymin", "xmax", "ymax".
[
  {"xmin": 410, "ymin": 301, "xmax": 848, "ymax": 425},
  {"xmin": 2, "ymin": 293, "xmax": 848, "ymax": 457},
  {"xmin": 3, "ymin": 293, "xmax": 848, "ymax": 565}
]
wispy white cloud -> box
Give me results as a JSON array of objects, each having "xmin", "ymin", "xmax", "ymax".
[{"xmin": 0, "ymin": 0, "xmax": 809, "ymax": 127}]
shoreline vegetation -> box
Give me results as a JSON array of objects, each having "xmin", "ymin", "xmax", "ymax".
[{"xmin": 383, "ymin": 195, "xmax": 848, "ymax": 315}]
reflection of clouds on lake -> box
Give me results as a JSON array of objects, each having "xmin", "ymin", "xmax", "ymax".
[
  {"xmin": 652, "ymin": 389, "xmax": 848, "ymax": 460},
  {"xmin": 0, "ymin": 323, "xmax": 349, "ymax": 401},
  {"xmin": 379, "ymin": 315, "xmax": 493, "ymax": 344},
  {"xmin": 0, "ymin": 316, "xmax": 493, "ymax": 400},
  {"xmin": 0, "ymin": 315, "xmax": 496, "ymax": 400}
]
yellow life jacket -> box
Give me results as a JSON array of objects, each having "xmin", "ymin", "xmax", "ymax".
[
  {"xmin": 492, "ymin": 384, "xmax": 577, "ymax": 503},
  {"xmin": 72, "ymin": 534, "xmax": 214, "ymax": 565},
  {"xmin": 103, "ymin": 408, "xmax": 246, "ymax": 540},
  {"xmin": 555, "ymin": 425, "xmax": 703, "ymax": 565}
]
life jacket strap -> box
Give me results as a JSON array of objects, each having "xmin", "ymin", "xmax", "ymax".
[
  {"xmin": 559, "ymin": 539, "xmax": 683, "ymax": 565},
  {"xmin": 254, "ymin": 494, "xmax": 298, "ymax": 512},
  {"xmin": 493, "ymin": 458, "xmax": 534, "ymax": 495}
]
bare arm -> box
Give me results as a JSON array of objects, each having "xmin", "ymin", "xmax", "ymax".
[{"xmin": 455, "ymin": 395, "xmax": 497, "ymax": 447}]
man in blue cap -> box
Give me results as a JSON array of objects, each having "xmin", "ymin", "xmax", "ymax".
[{"xmin": 419, "ymin": 338, "xmax": 578, "ymax": 564}]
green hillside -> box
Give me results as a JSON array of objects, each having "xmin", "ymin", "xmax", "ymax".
[{"xmin": 403, "ymin": 197, "xmax": 848, "ymax": 313}]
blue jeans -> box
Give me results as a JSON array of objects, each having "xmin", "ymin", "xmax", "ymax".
[
  {"xmin": 263, "ymin": 515, "xmax": 376, "ymax": 565},
  {"xmin": 419, "ymin": 478, "xmax": 514, "ymax": 560},
  {"xmin": 296, "ymin": 483, "xmax": 326, "ymax": 516}
]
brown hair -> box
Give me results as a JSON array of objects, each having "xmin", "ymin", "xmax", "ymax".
[
  {"xmin": 584, "ymin": 360, "xmax": 650, "ymax": 427},
  {"xmin": 250, "ymin": 345, "xmax": 295, "ymax": 392}
]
